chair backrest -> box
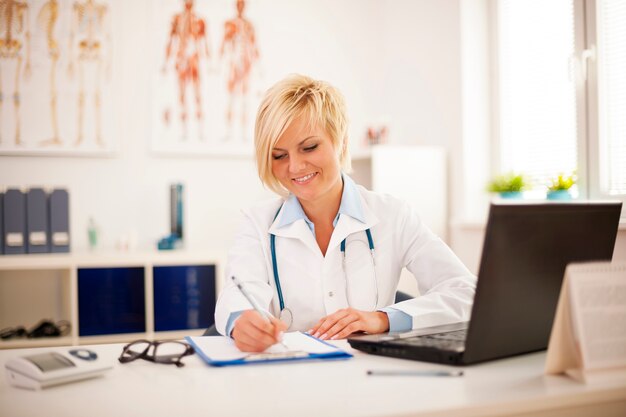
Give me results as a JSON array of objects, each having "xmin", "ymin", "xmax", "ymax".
[{"xmin": 394, "ymin": 290, "xmax": 412, "ymax": 303}]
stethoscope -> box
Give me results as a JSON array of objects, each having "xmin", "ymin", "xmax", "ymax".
[{"xmin": 270, "ymin": 207, "xmax": 379, "ymax": 328}]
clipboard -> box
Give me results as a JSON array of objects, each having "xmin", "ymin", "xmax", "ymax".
[{"xmin": 185, "ymin": 331, "xmax": 353, "ymax": 367}]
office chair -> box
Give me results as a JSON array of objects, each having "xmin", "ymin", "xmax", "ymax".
[{"xmin": 203, "ymin": 290, "xmax": 413, "ymax": 336}]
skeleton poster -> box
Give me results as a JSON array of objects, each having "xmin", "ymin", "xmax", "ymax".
[{"xmin": 0, "ymin": 0, "xmax": 115, "ymax": 156}]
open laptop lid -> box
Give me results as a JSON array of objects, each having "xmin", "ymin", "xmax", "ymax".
[{"xmin": 462, "ymin": 201, "xmax": 622, "ymax": 363}]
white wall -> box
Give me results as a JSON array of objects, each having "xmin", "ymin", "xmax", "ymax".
[
  {"xmin": 460, "ymin": 0, "xmax": 492, "ymax": 222},
  {"xmin": 0, "ymin": 0, "xmax": 465, "ymax": 253},
  {"xmin": 377, "ymin": 0, "xmax": 463, "ymax": 222}
]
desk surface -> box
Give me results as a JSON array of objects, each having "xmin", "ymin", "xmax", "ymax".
[{"xmin": 1, "ymin": 341, "xmax": 625, "ymax": 417}]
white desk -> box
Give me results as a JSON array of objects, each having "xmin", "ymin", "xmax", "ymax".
[{"xmin": 1, "ymin": 341, "xmax": 625, "ymax": 417}]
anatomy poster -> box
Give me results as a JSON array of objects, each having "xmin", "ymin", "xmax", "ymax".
[
  {"xmin": 0, "ymin": 0, "xmax": 115, "ymax": 156},
  {"xmin": 152, "ymin": 0, "xmax": 263, "ymax": 156}
]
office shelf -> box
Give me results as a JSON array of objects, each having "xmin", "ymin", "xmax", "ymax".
[
  {"xmin": 0, "ymin": 250, "xmax": 225, "ymax": 349},
  {"xmin": 0, "ymin": 336, "xmax": 75, "ymax": 350}
]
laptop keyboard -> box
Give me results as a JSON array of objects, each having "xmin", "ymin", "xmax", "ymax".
[{"xmin": 391, "ymin": 329, "xmax": 467, "ymax": 350}]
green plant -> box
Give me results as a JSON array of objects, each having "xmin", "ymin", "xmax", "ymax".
[
  {"xmin": 548, "ymin": 173, "xmax": 576, "ymax": 191},
  {"xmin": 487, "ymin": 173, "xmax": 528, "ymax": 193}
]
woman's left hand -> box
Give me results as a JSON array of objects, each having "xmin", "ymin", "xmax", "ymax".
[{"xmin": 309, "ymin": 308, "xmax": 389, "ymax": 340}]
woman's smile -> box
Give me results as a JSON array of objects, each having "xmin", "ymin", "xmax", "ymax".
[{"xmin": 292, "ymin": 172, "xmax": 318, "ymax": 184}]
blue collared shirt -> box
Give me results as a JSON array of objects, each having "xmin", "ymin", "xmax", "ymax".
[
  {"xmin": 277, "ymin": 173, "xmax": 366, "ymax": 234},
  {"xmin": 225, "ymin": 174, "xmax": 412, "ymax": 336}
]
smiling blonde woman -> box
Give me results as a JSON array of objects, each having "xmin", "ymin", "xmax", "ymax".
[{"xmin": 215, "ymin": 74, "xmax": 476, "ymax": 353}]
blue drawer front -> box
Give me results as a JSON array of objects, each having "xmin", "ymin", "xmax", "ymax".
[
  {"xmin": 153, "ymin": 265, "xmax": 215, "ymax": 332},
  {"xmin": 78, "ymin": 267, "xmax": 146, "ymax": 336}
]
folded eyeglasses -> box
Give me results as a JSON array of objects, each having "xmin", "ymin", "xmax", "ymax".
[{"xmin": 118, "ymin": 340, "xmax": 195, "ymax": 368}]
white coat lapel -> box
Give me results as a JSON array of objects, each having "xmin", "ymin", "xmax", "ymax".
[
  {"xmin": 327, "ymin": 195, "xmax": 380, "ymax": 253},
  {"xmin": 268, "ymin": 216, "xmax": 322, "ymax": 256}
]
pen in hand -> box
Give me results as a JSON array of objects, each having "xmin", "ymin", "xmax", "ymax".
[
  {"xmin": 367, "ymin": 370, "xmax": 464, "ymax": 377},
  {"xmin": 230, "ymin": 276, "xmax": 289, "ymax": 350}
]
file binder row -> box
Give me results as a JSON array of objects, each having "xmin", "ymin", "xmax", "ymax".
[{"xmin": 1, "ymin": 188, "xmax": 70, "ymax": 255}]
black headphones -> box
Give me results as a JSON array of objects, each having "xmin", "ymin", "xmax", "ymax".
[{"xmin": 0, "ymin": 320, "xmax": 71, "ymax": 340}]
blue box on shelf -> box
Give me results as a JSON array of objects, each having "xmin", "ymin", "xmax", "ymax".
[
  {"xmin": 153, "ymin": 265, "xmax": 215, "ymax": 332},
  {"xmin": 78, "ymin": 267, "xmax": 146, "ymax": 336}
]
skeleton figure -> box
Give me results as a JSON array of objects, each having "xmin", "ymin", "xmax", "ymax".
[
  {"xmin": 0, "ymin": 0, "xmax": 31, "ymax": 146},
  {"xmin": 68, "ymin": 0, "xmax": 109, "ymax": 147},
  {"xmin": 163, "ymin": 0, "xmax": 209, "ymax": 140},
  {"xmin": 220, "ymin": 0, "xmax": 258, "ymax": 133},
  {"xmin": 37, "ymin": 0, "xmax": 60, "ymax": 145}
]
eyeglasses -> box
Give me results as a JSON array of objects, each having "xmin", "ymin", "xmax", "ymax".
[{"xmin": 118, "ymin": 340, "xmax": 195, "ymax": 368}]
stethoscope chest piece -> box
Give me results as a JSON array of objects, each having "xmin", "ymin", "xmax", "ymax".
[{"xmin": 279, "ymin": 308, "xmax": 293, "ymax": 330}]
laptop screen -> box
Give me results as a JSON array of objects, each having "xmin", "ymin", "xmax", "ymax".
[{"xmin": 463, "ymin": 201, "xmax": 622, "ymax": 363}]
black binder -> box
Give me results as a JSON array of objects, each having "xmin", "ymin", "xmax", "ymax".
[
  {"xmin": 49, "ymin": 189, "xmax": 70, "ymax": 253},
  {"xmin": 26, "ymin": 188, "xmax": 50, "ymax": 253},
  {"xmin": 3, "ymin": 189, "xmax": 26, "ymax": 254}
]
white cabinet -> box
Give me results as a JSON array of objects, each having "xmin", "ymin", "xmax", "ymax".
[
  {"xmin": 351, "ymin": 145, "xmax": 448, "ymax": 296},
  {"xmin": 0, "ymin": 251, "xmax": 225, "ymax": 349}
]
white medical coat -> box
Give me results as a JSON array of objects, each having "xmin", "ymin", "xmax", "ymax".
[{"xmin": 214, "ymin": 184, "xmax": 476, "ymax": 335}]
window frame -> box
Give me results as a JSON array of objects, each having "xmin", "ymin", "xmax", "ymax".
[{"xmin": 492, "ymin": 0, "xmax": 626, "ymax": 215}]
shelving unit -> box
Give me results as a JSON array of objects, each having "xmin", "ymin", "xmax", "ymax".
[{"xmin": 0, "ymin": 250, "xmax": 226, "ymax": 349}]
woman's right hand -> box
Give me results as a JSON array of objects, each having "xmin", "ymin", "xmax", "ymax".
[{"xmin": 231, "ymin": 310, "xmax": 287, "ymax": 352}]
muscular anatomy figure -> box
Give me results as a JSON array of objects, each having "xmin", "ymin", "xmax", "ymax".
[
  {"xmin": 220, "ymin": 0, "xmax": 258, "ymax": 134},
  {"xmin": 163, "ymin": 0, "xmax": 209, "ymax": 140}
]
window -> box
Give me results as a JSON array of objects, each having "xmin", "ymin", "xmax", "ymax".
[
  {"xmin": 497, "ymin": 0, "xmax": 577, "ymax": 190},
  {"xmin": 595, "ymin": 0, "xmax": 626, "ymax": 196},
  {"xmin": 495, "ymin": 0, "xmax": 626, "ymax": 208}
]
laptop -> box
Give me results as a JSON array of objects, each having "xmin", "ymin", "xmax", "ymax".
[{"xmin": 348, "ymin": 201, "xmax": 622, "ymax": 365}]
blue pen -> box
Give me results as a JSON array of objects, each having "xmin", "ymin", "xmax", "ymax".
[{"xmin": 230, "ymin": 275, "xmax": 289, "ymax": 349}]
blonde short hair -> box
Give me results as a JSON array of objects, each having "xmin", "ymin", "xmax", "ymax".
[{"xmin": 254, "ymin": 74, "xmax": 351, "ymax": 197}]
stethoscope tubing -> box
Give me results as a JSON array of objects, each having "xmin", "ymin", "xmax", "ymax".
[
  {"xmin": 270, "ymin": 233, "xmax": 286, "ymax": 311},
  {"xmin": 270, "ymin": 207, "xmax": 377, "ymax": 317}
]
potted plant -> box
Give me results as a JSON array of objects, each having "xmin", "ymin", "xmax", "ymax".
[
  {"xmin": 547, "ymin": 173, "xmax": 575, "ymax": 200},
  {"xmin": 487, "ymin": 173, "xmax": 528, "ymax": 199}
]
